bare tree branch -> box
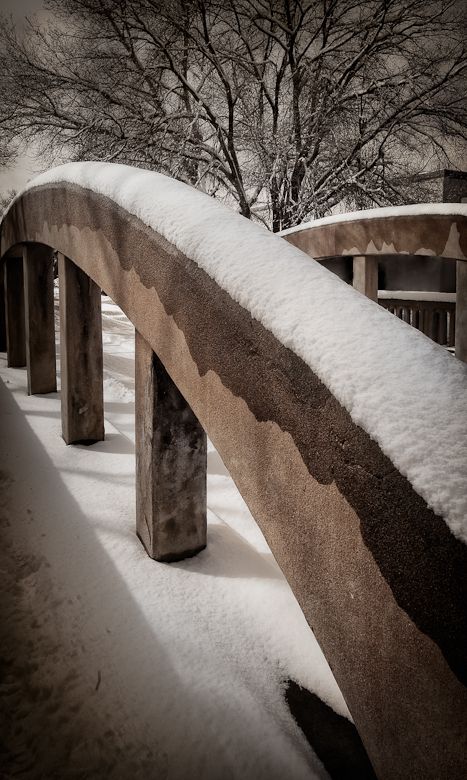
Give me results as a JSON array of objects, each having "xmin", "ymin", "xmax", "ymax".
[{"xmin": 0, "ymin": 0, "xmax": 466, "ymax": 228}]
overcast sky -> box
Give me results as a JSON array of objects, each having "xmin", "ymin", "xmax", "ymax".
[
  {"xmin": 0, "ymin": 0, "xmax": 48, "ymax": 198},
  {"xmin": 2, "ymin": 0, "xmax": 46, "ymax": 25}
]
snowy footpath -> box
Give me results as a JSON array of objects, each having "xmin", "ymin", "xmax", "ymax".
[{"xmin": 0, "ymin": 294, "xmax": 348, "ymax": 780}]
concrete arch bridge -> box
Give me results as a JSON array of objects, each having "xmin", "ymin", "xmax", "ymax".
[
  {"xmin": 281, "ymin": 204, "xmax": 467, "ymax": 359},
  {"xmin": 1, "ymin": 163, "xmax": 467, "ymax": 780}
]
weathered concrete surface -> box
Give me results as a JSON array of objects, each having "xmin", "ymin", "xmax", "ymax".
[
  {"xmin": 135, "ymin": 330, "xmax": 207, "ymax": 562},
  {"xmin": 3, "ymin": 255, "xmax": 26, "ymax": 368},
  {"xmin": 0, "ymin": 276, "xmax": 6, "ymax": 352},
  {"xmin": 23, "ymin": 243, "xmax": 57, "ymax": 395},
  {"xmin": 283, "ymin": 212, "xmax": 467, "ymax": 361},
  {"xmin": 456, "ymin": 261, "xmax": 467, "ymax": 362},
  {"xmin": 58, "ymin": 252, "xmax": 104, "ymax": 444},
  {"xmin": 352, "ymin": 255, "xmax": 378, "ymax": 301},
  {"xmin": 1, "ymin": 183, "xmax": 467, "ymax": 780},
  {"xmin": 282, "ymin": 212, "xmax": 467, "ymax": 261}
]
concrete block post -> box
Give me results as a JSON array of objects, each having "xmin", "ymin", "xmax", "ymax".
[
  {"xmin": 4, "ymin": 255, "xmax": 26, "ymax": 367},
  {"xmin": 455, "ymin": 260, "xmax": 467, "ymax": 363},
  {"xmin": 58, "ymin": 253, "xmax": 104, "ymax": 444},
  {"xmin": 0, "ymin": 275, "xmax": 6, "ymax": 352},
  {"xmin": 353, "ymin": 256, "xmax": 378, "ymax": 302},
  {"xmin": 23, "ymin": 243, "xmax": 57, "ymax": 395},
  {"xmin": 135, "ymin": 330, "xmax": 207, "ymax": 562}
]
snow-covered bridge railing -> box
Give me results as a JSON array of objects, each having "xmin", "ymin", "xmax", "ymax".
[
  {"xmin": 378, "ymin": 290, "xmax": 456, "ymax": 347},
  {"xmin": 280, "ymin": 204, "xmax": 467, "ymax": 359},
  {"xmin": 1, "ymin": 163, "xmax": 467, "ymax": 780}
]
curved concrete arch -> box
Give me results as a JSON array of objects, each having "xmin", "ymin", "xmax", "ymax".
[
  {"xmin": 2, "ymin": 171, "xmax": 467, "ymax": 779},
  {"xmin": 280, "ymin": 207, "xmax": 467, "ymax": 360},
  {"xmin": 279, "ymin": 205, "xmax": 467, "ymax": 261}
]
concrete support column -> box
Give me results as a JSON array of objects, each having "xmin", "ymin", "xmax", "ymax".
[
  {"xmin": 58, "ymin": 253, "xmax": 104, "ymax": 444},
  {"xmin": 23, "ymin": 243, "xmax": 57, "ymax": 395},
  {"xmin": 135, "ymin": 330, "xmax": 207, "ymax": 562},
  {"xmin": 455, "ymin": 260, "xmax": 467, "ymax": 363},
  {"xmin": 0, "ymin": 274, "xmax": 6, "ymax": 352},
  {"xmin": 4, "ymin": 255, "xmax": 26, "ymax": 367},
  {"xmin": 353, "ymin": 255, "xmax": 378, "ymax": 302}
]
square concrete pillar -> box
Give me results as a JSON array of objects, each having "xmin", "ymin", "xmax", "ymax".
[
  {"xmin": 353, "ymin": 256, "xmax": 378, "ymax": 302},
  {"xmin": 58, "ymin": 253, "xmax": 104, "ymax": 444},
  {"xmin": 4, "ymin": 255, "xmax": 26, "ymax": 367},
  {"xmin": 455, "ymin": 261, "xmax": 467, "ymax": 363},
  {"xmin": 135, "ymin": 330, "xmax": 207, "ymax": 562},
  {"xmin": 0, "ymin": 275, "xmax": 6, "ymax": 352},
  {"xmin": 23, "ymin": 243, "xmax": 57, "ymax": 395}
]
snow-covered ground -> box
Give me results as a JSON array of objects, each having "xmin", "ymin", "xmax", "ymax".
[{"xmin": 0, "ymin": 293, "xmax": 349, "ymax": 780}]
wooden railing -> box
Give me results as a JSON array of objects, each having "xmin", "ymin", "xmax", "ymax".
[
  {"xmin": 280, "ymin": 204, "xmax": 467, "ymax": 361},
  {"xmin": 378, "ymin": 292, "xmax": 456, "ymax": 347},
  {"xmin": 1, "ymin": 165, "xmax": 467, "ymax": 780}
]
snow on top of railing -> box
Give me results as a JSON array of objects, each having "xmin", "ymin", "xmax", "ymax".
[
  {"xmin": 5, "ymin": 162, "xmax": 467, "ymax": 543},
  {"xmin": 279, "ymin": 202, "xmax": 467, "ymax": 236},
  {"xmin": 378, "ymin": 290, "xmax": 457, "ymax": 302}
]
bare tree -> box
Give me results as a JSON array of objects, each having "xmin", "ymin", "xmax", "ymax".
[
  {"xmin": 0, "ymin": 138, "xmax": 16, "ymax": 173},
  {"xmin": 0, "ymin": 189, "xmax": 17, "ymax": 217},
  {"xmin": 0, "ymin": 109, "xmax": 19, "ymax": 176},
  {"xmin": 1, "ymin": 0, "xmax": 466, "ymax": 229}
]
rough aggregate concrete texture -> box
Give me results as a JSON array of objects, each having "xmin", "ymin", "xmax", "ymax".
[
  {"xmin": 282, "ymin": 212, "xmax": 467, "ymax": 362},
  {"xmin": 456, "ymin": 262, "xmax": 467, "ymax": 363},
  {"xmin": 58, "ymin": 252, "xmax": 104, "ymax": 444},
  {"xmin": 3, "ymin": 255, "xmax": 26, "ymax": 368},
  {"xmin": 282, "ymin": 213, "xmax": 467, "ymax": 261},
  {"xmin": 135, "ymin": 329, "xmax": 207, "ymax": 561},
  {"xmin": 23, "ymin": 242, "xmax": 57, "ymax": 395},
  {"xmin": 0, "ymin": 277, "xmax": 6, "ymax": 352},
  {"xmin": 1, "ymin": 182, "xmax": 467, "ymax": 779}
]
